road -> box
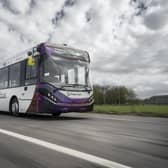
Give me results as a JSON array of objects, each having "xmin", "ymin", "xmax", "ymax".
[{"xmin": 0, "ymin": 112, "xmax": 167, "ymax": 168}]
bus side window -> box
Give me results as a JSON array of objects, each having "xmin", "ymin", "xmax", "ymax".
[
  {"xmin": 9, "ymin": 63, "xmax": 21, "ymax": 88},
  {"xmin": 0, "ymin": 68, "xmax": 8, "ymax": 89},
  {"xmin": 25, "ymin": 57, "xmax": 38, "ymax": 85}
]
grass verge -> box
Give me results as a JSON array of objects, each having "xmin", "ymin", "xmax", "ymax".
[{"xmin": 94, "ymin": 105, "xmax": 168, "ymax": 117}]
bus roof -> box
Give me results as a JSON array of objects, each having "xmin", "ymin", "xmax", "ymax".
[
  {"xmin": 0, "ymin": 48, "xmax": 31, "ymax": 69},
  {"xmin": 0, "ymin": 43, "xmax": 89, "ymax": 69}
]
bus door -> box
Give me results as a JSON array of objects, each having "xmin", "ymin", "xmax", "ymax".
[{"xmin": 19, "ymin": 57, "xmax": 38, "ymax": 112}]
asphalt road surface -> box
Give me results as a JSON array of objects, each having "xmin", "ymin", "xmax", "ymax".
[{"xmin": 0, "ymin": 112, "xmax": 167, "ymax": 168}]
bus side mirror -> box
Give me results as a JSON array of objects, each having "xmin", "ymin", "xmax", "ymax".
[
  {"xmin": 27, "ymin": 51, "xmax": 35, "ymax": 66},
  {"xmin": 27, "ymin": 51, "xmax": 33, "ymax": 56}
]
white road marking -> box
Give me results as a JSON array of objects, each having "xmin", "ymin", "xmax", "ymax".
[{"xmin": 0, "ymin": 128, "xmax": 131, "ymax": 168}]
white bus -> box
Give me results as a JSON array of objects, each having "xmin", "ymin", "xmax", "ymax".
[{"xmin": 0, "ymin": 43, "xmax": 94, "ymax": 116}]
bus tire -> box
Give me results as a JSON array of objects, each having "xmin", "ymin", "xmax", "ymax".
[
  {"xmin": 10, "ymin": 98, "xmax": 20, "ymax": 117},
  {"xmin": 52, "ymin": 112, "xmax": 61, "ymax": 117}
]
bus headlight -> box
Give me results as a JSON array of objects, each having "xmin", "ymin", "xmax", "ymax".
[
  {"xmin": 89, "ymin": 96, "xmax": 94, "ymax": 102},
  {"xmin": 47, "ymin": 93, "xmax": 57, "ymax": 102}
]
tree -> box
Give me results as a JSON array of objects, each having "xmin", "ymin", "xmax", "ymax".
[{"xmin": 93, "ymin": 85, "xmax": 137, "ymax": 105}]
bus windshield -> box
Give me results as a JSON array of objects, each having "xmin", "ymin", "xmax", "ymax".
[{"xmin": 40, "ymin": 54, "xmax": 92, "ymax": 91}]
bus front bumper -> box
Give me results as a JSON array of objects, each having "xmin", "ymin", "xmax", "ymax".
[{"xmin": 38, "ymin": 96, "xmax": 94, "ymax": 113}]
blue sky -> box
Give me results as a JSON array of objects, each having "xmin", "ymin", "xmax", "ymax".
[{"xmin": 0, "ymin": 0, "xmax": 168, "ymax": 98}]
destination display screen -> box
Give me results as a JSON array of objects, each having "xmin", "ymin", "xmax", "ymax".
[{"xmin": 46, "ymin": 44, "xmax": 90, "ymax": 62}]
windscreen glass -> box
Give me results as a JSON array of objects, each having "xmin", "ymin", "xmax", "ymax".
[{"xmin": 40, "ymin": 53, "xmax": 92, "ymax": 91}]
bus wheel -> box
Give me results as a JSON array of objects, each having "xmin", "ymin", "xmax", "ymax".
[
  {"xmin": 10, "ymin": 98, "xmax": 20, "ymax": 117},
  {"xmin": 52, "ymin": 112, "xmax": 61, "ymax": 117}
]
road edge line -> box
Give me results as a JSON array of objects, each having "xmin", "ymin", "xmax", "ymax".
[{"xmin": 0, "ymin": 128, "xmax": 131, "ymax": 168}]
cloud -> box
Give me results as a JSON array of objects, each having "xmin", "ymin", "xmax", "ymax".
[
  {"xmin": 0, "ymin": 0, "xmax": 168, "ymax": 98},
  {"xmin": 1, "ymin": 0, "xmax": 32, "ymax": 14},
  {"xmin": 144, "ymin": 8, "xmax": 168, "ymax": 30}
]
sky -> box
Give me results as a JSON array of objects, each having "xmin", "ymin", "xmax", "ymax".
[{"xmin": 0, "ymin": 0, "xmax": 168, "ymax": 98}]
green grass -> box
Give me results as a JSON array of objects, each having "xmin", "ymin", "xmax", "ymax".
[{"xmin": 94, "ymin": 105, "xmax": 168, "ymax": 117}]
